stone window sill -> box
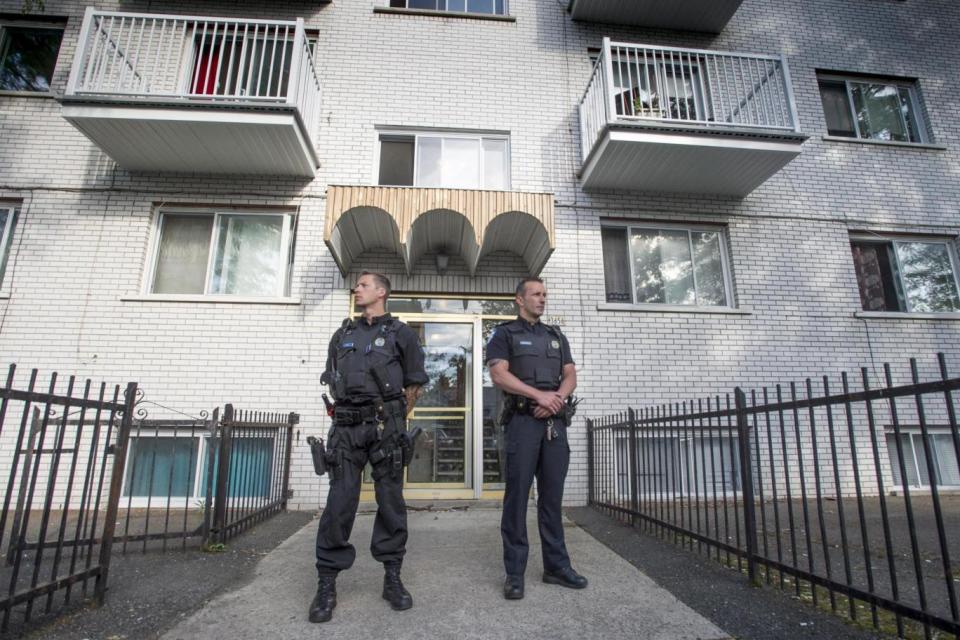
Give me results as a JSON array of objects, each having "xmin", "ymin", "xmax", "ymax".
[
  {"xmin": 855, "ymin": 311, "xmax": 960, "ymax": 321},
  {"xmin": 121, "ymin": 295, "xmax": 301, "ymax": 305},
  {"xmin": 822, "ymin": 135, "xmax": 946, "ymax": 151},
  {"xmin": 598, "ymin": 303, "xmax": 750, "ymax": 315},
  {"xmin": 373, "ymin": 6, "xmax": 515, "ymax": 21}
]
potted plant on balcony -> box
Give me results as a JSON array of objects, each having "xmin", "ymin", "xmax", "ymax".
[{"xmin": 632, "ymin": 93, "xmax": 666, "ymax": 119}]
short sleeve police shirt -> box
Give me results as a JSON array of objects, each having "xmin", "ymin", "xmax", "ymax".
[{"xmin": 485, "ymin": 319, "xmax": 574, "ymax": 367}]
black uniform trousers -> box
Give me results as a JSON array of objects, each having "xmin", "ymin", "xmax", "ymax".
[
  {"xmin": 501, "ymin": 413, "xmax": 571, "ymax": 577},
  {"xmin": 315, "ymin": 417, "xmax": 407, "ymax": 576}
]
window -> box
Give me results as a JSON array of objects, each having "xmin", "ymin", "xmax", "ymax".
[
  {"xmin": 613, "ymin": 434, "xmax": 741, "ymax": 498},
  {"xmin": 850, "ymin": 236, "xmax": 960, "ymax": 313},
  {"xmin": 377, "ymin": 132, "xmax": 510, "ymax": 190},
  {"xmin": 601, "ymin": 224, "xmax": 732, "ymax": 307},
  {"xmin": 0, "ymin": 205, "xmax": 17, "ymax": 286},
  {"xmin": 0, "ymin": 20, "xmax": 64, "ymax": 92},
  {"xmin": 886, "ymin": 430, "xmax": 960, "ymax": 489},
  {"xmin": 388, "ymin": 0, "xmax": 508, "ymax": 15},
  {"xmin": 818, "ymin": 74, "xmax": 927, "ymax": 143},
  {"xmin": 611, "ymin": 59, "xmax": 708, "ymax": 121},
  {"xmin": 149, "ymin": 209, "xmax": 295, "ymax": 297}
]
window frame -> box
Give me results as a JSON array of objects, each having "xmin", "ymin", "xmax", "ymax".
[
  {"xmin": 373, "ymin": 129, "xmax": 512, "ymax": 190},
  {"xmin": 885, "ymin": 427, "xmax": 960, "ymax": 490},
  {"xmin": 817, "ymin": 72, "xmax": 928, "ymax": 144},
  {"xmin": 600, "ymin": 220, "xmax": 735, "ymax": 310},
  {"xmin": 849, "ymin": 233, "xmax": 960, "ymax": 314},
  {"xmin": 120, "ymin": 430, "xmax": 208, "ymax": 508},
  {"xmin": 0, "ymin": 204, "xmax": 17, "ymax": 289},
  {"xmin": 385, "ymin": 0, "xmax": 510, "ymax": 17},
  {"xmin": 144, "ymin": 207, "xmax": 296, "ymax": 300},
  {"xmin": 0, "ymin": 18, "xmax": 65, "ymax": 95}
]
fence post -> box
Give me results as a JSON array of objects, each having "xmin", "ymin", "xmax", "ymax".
[
  {"xmin": 734, "ymin": 387, "xmax": 759, "ymax": 586},
  {"xmin": 628, "ymin": 408, "xmax": 639, "ymax": 526},
  {"xmin": 200, "ymin": 407, "xmax": 220, "ymax": 546},
  {"xmin": 212, "ymin": 404, "xmax": 235, "ymax": 545},
  {"xmin": 281, "ymin": 413, "xmax": 298, "ymax": 509},
  {"xmin": 94, "ymin": 382, "xmax": 137, "ymax": 606},
  {"xmin": 586, "ymin": 419, "xmax": 594, "ymax": 505}
]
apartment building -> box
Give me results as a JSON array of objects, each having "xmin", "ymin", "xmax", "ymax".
[{"xmin": 0, "ymin": 0, "xmax": 957, "ymax": 509}]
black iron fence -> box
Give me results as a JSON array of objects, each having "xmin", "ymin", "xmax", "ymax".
[
  {"xmin": 588, "ymin": 354, "xmax": 960, "ymax": 639},
  {"xmin": 0, "ymin": 365, "xmax": 298, "ymax": 632}
]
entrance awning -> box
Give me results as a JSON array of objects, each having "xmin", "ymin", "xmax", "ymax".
[{"xmin": 324, "ymin": 186, "xmax": 556, "ymax": 276}]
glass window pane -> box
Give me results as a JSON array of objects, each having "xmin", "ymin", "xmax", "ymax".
[
  {"xmin": 631, "ymin": 229, "xmax": 665, "ymax": 304},
  {"xmin": 201, "ymin": 437, "xmax": 275, "ymax": 497},
  {"xmin": 448, "ymin": 0, "xmax": 466, "ymax": 10},
  {"xmin": 379, "ymin": 137, "xmax": 415, "ymax": 185},
  {"xmin": 601, "ymin": 227, "xmax": 631, "ymax": 303},
  {"xmin": 887, "ymin": 433, "xmax": 928, "ymax": 486},
  {"xmin": 895, "ymin": 241, "xmax": 960, "ymax": 312},
  {"xmin": 481, "ymin": 139, "xmax": 507, "ymax": 190},
  {"xmin": 898, "ymin": 86, "xmax": 923, "ymax": 143},
  {"xmin": 818, "ymin": 79, "xmax": 856, "ymax": 137},
  {"xmin": 416, "ymin": 137, "xmax": 442, "ymax": 187},
  {"xmin": 124, "ymin": 437, "xmax": 199, "ymax": 498},
  {"xmin": 153, "ymin": 215, "xmax": 214, "ymax": 294},
  {"xmin": 408, "ymin": 0, "xmax": 440, "ymax": 8},
  {"xmin": 0, "ymin": 208, "xmax": 13, "ymax": 285},
  {"xmin": 0, "ymin": 26, "xmax": 62, "ymax": 92},
  {"xmin": 692, "ymin": 232, "xmax": 726, "ymax": 306},
  {"xmin": 931, "ymin": 434, "xmax": 960, "ymax": 486},
  {"xmin": 441, "ymin": 138, "xmax": 480, "ymax": 188},
  {"xmin": 850, "ymin": 241, "xmax": 905, "ymax": 311},
  {"xmin": 851, "ymin": 82, "xmax": 910, "ymax": 142},
  {"xmin": 467, "ymin": 0, "xmax": 495, "ymax": 13},
  {"xmin": 210, "ymin": 215, "xmax": 285, "ymax": 296}
]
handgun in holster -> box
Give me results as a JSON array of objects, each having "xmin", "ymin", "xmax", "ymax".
[{"xmin": 307, "ymin": 436, "xmax": 342, "ymax": 479}]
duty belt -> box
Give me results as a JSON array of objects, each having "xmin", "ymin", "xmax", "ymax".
[
  {"xmin": 505, "ymin": 394, "xmax": 547, "ymax": 415},
  {"xmin": 333, "ymin": 398, "xmax": 406, "ymax": 426}
]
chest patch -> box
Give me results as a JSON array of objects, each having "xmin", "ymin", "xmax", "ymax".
[
  {"xmin": 550, "ymin": 340, "xmax": 560, "ymax": 349},
  {"xmin": 374, "ymin": 337, "xmax": 386, "ymax": 347}
]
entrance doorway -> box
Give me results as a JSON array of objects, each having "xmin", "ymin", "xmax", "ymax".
[{"xmin": 354, "ymin": 296, "xmax": 517, "ymax": 500}]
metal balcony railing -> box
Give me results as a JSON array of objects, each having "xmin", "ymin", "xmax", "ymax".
[
  {"xmin": 65, "ymin": 8, "xmax": 322, "ymax": 143},
  {"xmin": 579, "ymin": 38, "xmax": 801, "ymax": 162}
]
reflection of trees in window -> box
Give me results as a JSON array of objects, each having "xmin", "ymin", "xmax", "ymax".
[
  {"xmin": 851, "ymin": 239, "xmax": 960, "ymax": 313},
  {"xmin": 818, "ymin": 75, "xmax": 925, "ymax": 143},
  {"xmin": 0, "ymin": 25, "xmax": 63, "ymax": 91},
  {"xmin": 421, "ymin": 346, "xmax": 468, "ymax": 407}
]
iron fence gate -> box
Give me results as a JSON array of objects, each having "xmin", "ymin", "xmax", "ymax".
[
  {"xmin": 0, "ymin": 365, "xmax": 299, "ymax": 633},
  {"xmin": 588, "ymin": 353, "xmax": 960, "ymax": 639},
  {"xmin": 0, "ymin": 365, "xmax": 136, "ymax": 632}
]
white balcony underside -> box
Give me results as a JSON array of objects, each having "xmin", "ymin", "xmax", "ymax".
[
  {"xmin": 581, "ymin": 128, "xmax": 804, "ymax": 197},
  {"xmin": 568, "ymin": 0, "xmax": 743, "ymax": 32},
  {"xmin": 61, "ymin": 103, "xmax": 316, "ymax": 177}
]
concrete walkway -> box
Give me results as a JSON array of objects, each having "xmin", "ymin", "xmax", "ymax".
[{"xmin": 161, "ymin": 507, "xmax": 729, "ymax": 640}]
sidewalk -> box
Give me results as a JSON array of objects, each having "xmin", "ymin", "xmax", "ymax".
[{"xmin": 161, "ymin": 507, "xmax": 729, "ymax": 640}]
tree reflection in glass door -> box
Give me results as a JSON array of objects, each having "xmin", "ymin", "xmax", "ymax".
[
  {"xmin": 405, "ymin": 322, "xmax": 473, "ymax": 488},
  {"xmin": 481, "ymin": 319, "xmax": 508, "ymax": 489}
]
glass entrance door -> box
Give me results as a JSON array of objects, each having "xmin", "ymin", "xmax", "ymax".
[{"xmin": 404, "ymin": 321, "xmax": 474, "ymax": 499}]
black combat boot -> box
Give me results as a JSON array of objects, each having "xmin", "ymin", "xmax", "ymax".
[
  {"xmin": 308, "ymin": 575, "xmax": 337, "ymax": 623},
  {"xmin": 382, "ymin": 562, "xmax": 413, "ymax": 611}
]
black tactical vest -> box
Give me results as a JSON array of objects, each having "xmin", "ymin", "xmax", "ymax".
[
  {"xmin": 502, "ymin": 320, "xmax": 564, "ymax": 391},
  {"xmin": 331, "ymin": 317, "xmax": 405, "ymax": 404}
]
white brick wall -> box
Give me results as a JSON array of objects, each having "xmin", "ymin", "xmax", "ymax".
[{"xmin": 0, "ymin": 0, "xmax": 957, "ymax": 509}]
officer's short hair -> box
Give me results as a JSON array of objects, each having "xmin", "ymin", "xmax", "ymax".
[
  {"xmin": 360, "ymin": 271, "xmax": 392, "ymax": 299},
  {"xmin": 516, "ymin": 277, "xmax": 544, "ymax": 297}
]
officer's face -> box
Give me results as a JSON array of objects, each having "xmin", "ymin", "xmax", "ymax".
[
  {"xmin": 517, "ymin": 281, "xmax": 547, "ymax": 318},
  {"xmin": 353, "ymin": 275, "xmax": 384, "ymax": 308}
]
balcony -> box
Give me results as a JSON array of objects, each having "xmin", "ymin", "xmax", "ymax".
[
  {"xmin": 578, "ymin": 39, "xmax": 806, "ymax": 197},
  {"xmin": 61, "ymin": 9, "xmax": 321, "ymax": 177},
  {"xmin": 568, "ymin": 0, "xmax": 744, "ymax": 33},
  {"xmin": 324, "ymin": 186, "xmax": 555, "ymax": 276}
]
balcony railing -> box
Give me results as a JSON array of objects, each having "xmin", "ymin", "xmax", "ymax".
[
  {"xmin": 580, "ymin": 38, "xmax": 800, "ymax": 163},
  {"xmin": 65, "ymin": 9, "xmax": 322, "ymax": 143}
]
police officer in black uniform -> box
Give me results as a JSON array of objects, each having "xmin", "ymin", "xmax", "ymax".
[
  {"xmin": 486, "ymin": 276, "xmax": 588, "ymax": 600},
  {"xmin": 309, "ymin": 271, "xmax": 428, "ymax": 623}
]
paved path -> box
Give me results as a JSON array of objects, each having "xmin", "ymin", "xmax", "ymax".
[{"xmin": 161, "ymin": 507, "xmax": 729, "ymax": 640}]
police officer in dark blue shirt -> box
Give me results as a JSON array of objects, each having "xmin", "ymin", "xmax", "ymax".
[
  {"xmin": 309, "ymin": 272, "xmax": 428, "ymax": 623},
  {"xmin": 485, "ymin": 276, "xmax": 588, "ymax": 600}
]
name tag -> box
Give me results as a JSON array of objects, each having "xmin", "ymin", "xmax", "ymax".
[
  {"xmin": 342, "ymin": 342, "xmax": 354, "ymax": 348},
  {"xmin": 519, "ymin": 340, "xmax": 533, "ymax": 346}
]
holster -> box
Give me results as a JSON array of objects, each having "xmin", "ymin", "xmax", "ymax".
[{"xmin": 306, "ymin": 436, "xmax": 343, "ymax": 479}]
